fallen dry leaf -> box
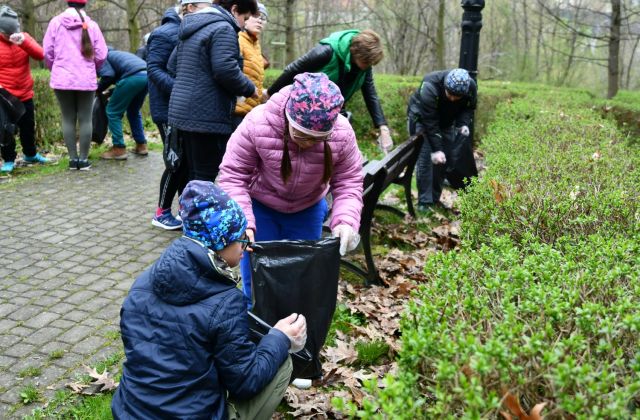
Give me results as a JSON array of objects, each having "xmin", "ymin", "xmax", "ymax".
[{"xmin": 500, "ymin": 391, "xmax": 546, "ymax": 420}]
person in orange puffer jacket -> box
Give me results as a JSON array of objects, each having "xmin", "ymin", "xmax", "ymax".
[
  {"xmin": 0, "ymin": 5, "xmax": 51, "ymax": 174},
  {"xmin": 231, "ymin": 2, "xmax": 268, "ymax": 130}
]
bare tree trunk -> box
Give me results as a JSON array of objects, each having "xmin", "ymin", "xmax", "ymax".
[
  {"xmin": 436, "ymin": 0, "xmax": 445, "ymax": 69},
  {"xmin": 521, "ymin": 0, "xmax": 530, "ymax": 75},
  {"xmin": 625, "ymin": 34, "xmax": 640, "ymax": 89},
  {"xmin": 608, "ymin": 0, "xmax": 621, "ymax": 98},
  {"xmin": 127, "ymin": 0, "xmax": 141, "ymax": 52},
  {"xmin": 20, "ymin": 0, "xmax": 36, "ymax": 38},
  {"xmin": 285, "ymin": 0, "xmax": 296, "ymax": 64},
  {"xmin": 535, "ymin": 0, "xmax": 543, "ymax": 78}
]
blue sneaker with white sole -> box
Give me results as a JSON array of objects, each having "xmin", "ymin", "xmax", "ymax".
[{"xmin": 152, "ymin": 210, "xmax": 183, "ymax": 231}]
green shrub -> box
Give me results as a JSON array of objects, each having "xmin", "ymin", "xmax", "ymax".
[{"xmin": 336, "ymin": 84, "xmax": 640, "ymax": 419}]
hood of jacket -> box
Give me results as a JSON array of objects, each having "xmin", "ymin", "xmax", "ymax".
[
  {"xmin": 179, "ymin": 6, "xmax": 239, "ymax": 41},
  {"xmin": 161, "ymin": 6, "xmax": 181, "ymax": 26},
  {"xmin": 151, "ymin": 237, "xmax": 237, "ymax": 306},
  {"xmin": 59, "ymin": 9, "xmax": 93, "ymax": 30}
]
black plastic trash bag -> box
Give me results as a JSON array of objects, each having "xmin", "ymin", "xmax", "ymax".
[
  {"xmin": 246, "ymin": 311, "xmax": 313, "ymax": 364},
  {"xmin": 445, "ymin": 130, "xmax": 478, "ymax": 189},
  {"xmin": 162, "ymin": 125, "xmax": 183, "ymax": 172},
  {"xmin": 91, "ymin": 94, "xmax": 108, "ymax": 144},
  {"xmin": 250, "ymin": 238, "xmax": 341, "ymax": 379}
]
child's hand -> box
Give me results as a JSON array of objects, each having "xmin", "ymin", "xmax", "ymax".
[
  {"xmin": 9, "ymin": 33, "xmax": 24, "ymax": 45},
  {"xmin": 274, "ymin": 313, "xmax": 307, "ymax": 352}
]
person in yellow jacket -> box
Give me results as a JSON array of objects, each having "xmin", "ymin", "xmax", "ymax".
[{"xmin": 232, "ymin": 2, "xmax": 267, "ymax": 129}]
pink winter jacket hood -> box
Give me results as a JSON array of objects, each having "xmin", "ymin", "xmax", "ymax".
[
  {"xmin": 43, "ymin": 8, "xmax": 107, "ymax": 91},
  {"xmin": 217, "ymin": 86, "xmax": 364, "ymax": 232}
]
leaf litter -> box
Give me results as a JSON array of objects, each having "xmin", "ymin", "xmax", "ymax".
[{"xmin": 275, "ymin": 189, "xmax": 462, "ymax": 418}]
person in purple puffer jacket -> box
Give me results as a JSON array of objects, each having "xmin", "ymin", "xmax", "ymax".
[
  {"xmin": 217, "ymin": 72, "xmax": 364, "ymax": 306},
  {"xmin": 43, "ymin": 0, "xmax": 107, "ymax": 170}
]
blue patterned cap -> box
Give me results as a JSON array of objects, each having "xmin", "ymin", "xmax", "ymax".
[
  {"xmin": 445, "ymin": 68, "xmax": 471, "ymax": 96},
  {"xmin": 179, "ymin": 181, "xmax": 247, "ymax": 251}
]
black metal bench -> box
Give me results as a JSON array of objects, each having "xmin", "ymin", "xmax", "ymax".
[{"xmin": 340, "ymin": 134, "xmax": 424, "ymax": 285}]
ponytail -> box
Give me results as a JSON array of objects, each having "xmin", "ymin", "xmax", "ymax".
[
  {"xmin": 322, "ymin": 140, "xmax": 333, "ymax": 184},
  {"xmin": 72, "ymin": 7, "xmax": 94, "ymax": 59},
  {"xmin": 281, "ymin": 125, "xmax": 292, "ymax": 183}
]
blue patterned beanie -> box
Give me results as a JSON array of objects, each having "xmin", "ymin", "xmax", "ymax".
[
  {"xmin": 179, "ymin": 181, "xmax": 247, "ymax": 251},
  {"xmin": 445, "ymin": 68, "xmax": 471, "ymax": 96}
]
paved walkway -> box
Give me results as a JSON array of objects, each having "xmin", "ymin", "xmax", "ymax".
[{"xmin": 0, "ymin": 153, "xmax": 179, "ymax": 418}]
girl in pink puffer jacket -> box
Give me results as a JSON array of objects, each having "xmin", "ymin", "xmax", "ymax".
[
  {"xmin": 43, "ymin": 0, "xmax": 107, "ymax": 170},
  {"xmin": 217, "ymin": 72, "xmax": 364, "ymax": 304}
]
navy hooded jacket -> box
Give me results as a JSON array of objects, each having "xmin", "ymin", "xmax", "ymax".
[
  {"xmin": 97, "ymin": 49, "xmax": 147, "ymax": 93},
  {"xmin": 111, "ymin": 237, "xmax": 290, "ymax": 419},
  {"xmin": 147, "ymin": 7, "xmax": 181, "ymax": 123},
  {"xmin": 168, "ymin": 6, "xmax": 255, "ymax": 134}
]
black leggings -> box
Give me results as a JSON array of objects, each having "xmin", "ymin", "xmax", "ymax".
[
  {"xmin": 181, "ymin": 130, "xmax": 230, "ymax": 183},
  {"xmin": 157, "ymin": 123, "xmax": 189, "ymax": 209}
]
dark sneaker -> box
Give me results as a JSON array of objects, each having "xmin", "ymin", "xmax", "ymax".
[
  {"xmin": 78, "ymin": 159, "xmax": 92, "ymax": 171},
  {"xmin": 68, "ymin": 158, "xmax": 79, "ymax": 170},
  {"xmin": 152, "ymin": 210, "xmax": 183, "ymax": 231}
]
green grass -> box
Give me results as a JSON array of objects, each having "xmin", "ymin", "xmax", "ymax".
[
  {"xmin": 26, "ymin": 390, "xmax": 113, "ymax": 420},
  {"xmin": 19, "ymin": 384, "xmax": 42, "ymax": 405},
  {"xmin": 326, "ymin": 303, "xmax": 366, "ymax": 347},
  {"xmin": 48, "ymin": 350, "xmax": 65, "ymax": 360},
  {"xmin": 18, "ymin": 366, "xmax": 42, "ymax": 378},
  {"xmin": 355, "ymin": 340, "xmax": 390, "ymax": 366}
]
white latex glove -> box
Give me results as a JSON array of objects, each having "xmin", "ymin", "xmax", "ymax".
[
  {"xmin": 274, "ymin": 313, "xmax": 307, "ymax": 353},
  {"xmin": 332, "ymin": 224, "xmax": 360, "ymax": 256},
  {"xmin": 376, "ymin": 125, "xmax": 393, "ymax": 155},
  {"xmin": 9, "ymin": 33, "xmax": 24, "ymax": 45},
  {"xmin": 458, "ymin": 125, "xmax": 470, "ymax": 136},
  {"xmin": 431, "ymin": 151, "xmax": 446, "ymax": 165}
]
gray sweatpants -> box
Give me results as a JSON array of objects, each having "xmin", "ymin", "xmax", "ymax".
[{"xmin": 54, "ymin": 90, "xmax": 95, "ymax": 160}]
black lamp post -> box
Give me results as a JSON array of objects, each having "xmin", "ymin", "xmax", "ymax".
[{"xmin": 459, "ymin": 0, "xmax": 485, "ymax": 81}]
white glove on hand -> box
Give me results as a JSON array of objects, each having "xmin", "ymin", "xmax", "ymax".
[
  {"xmin": 431, "ymin": 151, "xmax": 446, "ymax": 165},
  {"xmin": 376, "ymin": 125, "xmax": 393, "ymax": 155},
  {"xmin": 332, "ymin": 224, "xmax": 360, "ymax": 256},
  {"xmin": 9, "ymin": 33, "xmax": 24, "ymax": 45},
  {"xmin": 274, "ymin": 313, "xmax": 307, "ymax": 353},
  {"xmin": 458, "ymin": 125, "xmax": 470, "ymax": 136}
]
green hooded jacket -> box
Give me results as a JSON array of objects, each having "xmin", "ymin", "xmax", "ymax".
[{"xmin": 318, "ymin": 29, "xmax": 366, "ymax": 102}]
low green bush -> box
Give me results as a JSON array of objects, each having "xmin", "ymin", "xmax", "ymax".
[{"xmin": 336, "ymin": 84, "xmax": 640, "ymax": 418}]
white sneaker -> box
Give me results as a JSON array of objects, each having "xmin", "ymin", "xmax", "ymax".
[{"xmin": 291, "ymin": 378, "xmax": 312, "ymax": 389}]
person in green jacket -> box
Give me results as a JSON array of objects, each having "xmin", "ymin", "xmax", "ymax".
[{"xmin": 267, "ymin": 29, "xmax": 393, "ymax": 153}]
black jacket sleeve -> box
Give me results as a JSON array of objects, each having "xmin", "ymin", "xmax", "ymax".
[
  {"xmin": 267, "ymin": 44, "xmax": 333, "ymax": 96},
  {"xmin": 361, "ymin": 69, "xmax": 387, "ymax": 127},
  {"xmin": 413, "ymin": 81, "xmax": 444, "ymax": 152}
]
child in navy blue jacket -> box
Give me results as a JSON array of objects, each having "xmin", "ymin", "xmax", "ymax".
[{"xmin": 112, "ymin": 180, "xmax": 306, "ymax": 419}]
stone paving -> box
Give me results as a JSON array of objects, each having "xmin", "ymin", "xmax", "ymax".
[{"xmin": 0, "ymin": 153, "xmax": 180, "ymax": 418}]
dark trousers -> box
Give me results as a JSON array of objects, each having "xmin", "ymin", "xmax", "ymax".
[
  {"xmin": 181, "ymin": 130, "xmax": 230, "ymax": 182},
  {"xmin": 1, "ymin": 99, "xmax": 36, "ymax": 162},
  {"xmin": 409, "ymin": 118, "xmax": 454, "ymax": 205},
  {"xmin": 157, "ymin": 123, "xmax": 189, "ymax": 209}
]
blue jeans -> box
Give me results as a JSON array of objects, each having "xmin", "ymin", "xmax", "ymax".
[
  {"xmin": 106, "ymin": 72, "xmax": 148, "ymax": 147},
  {"xmin": 240, "ymin": 198, "xmax": 329, "ymax": 308},
  {"xmin": 409, "ymin": 118, "xmax": 454, "ymax": 205}
]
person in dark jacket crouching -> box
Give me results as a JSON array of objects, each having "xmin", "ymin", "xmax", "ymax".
[
  {"xmin": 407, "ymin": 68, "xmax": 477, "ymax": 215},
  {"xmin": 112, "ymin": 180, "xmax": 306, "ymax": 420}
]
